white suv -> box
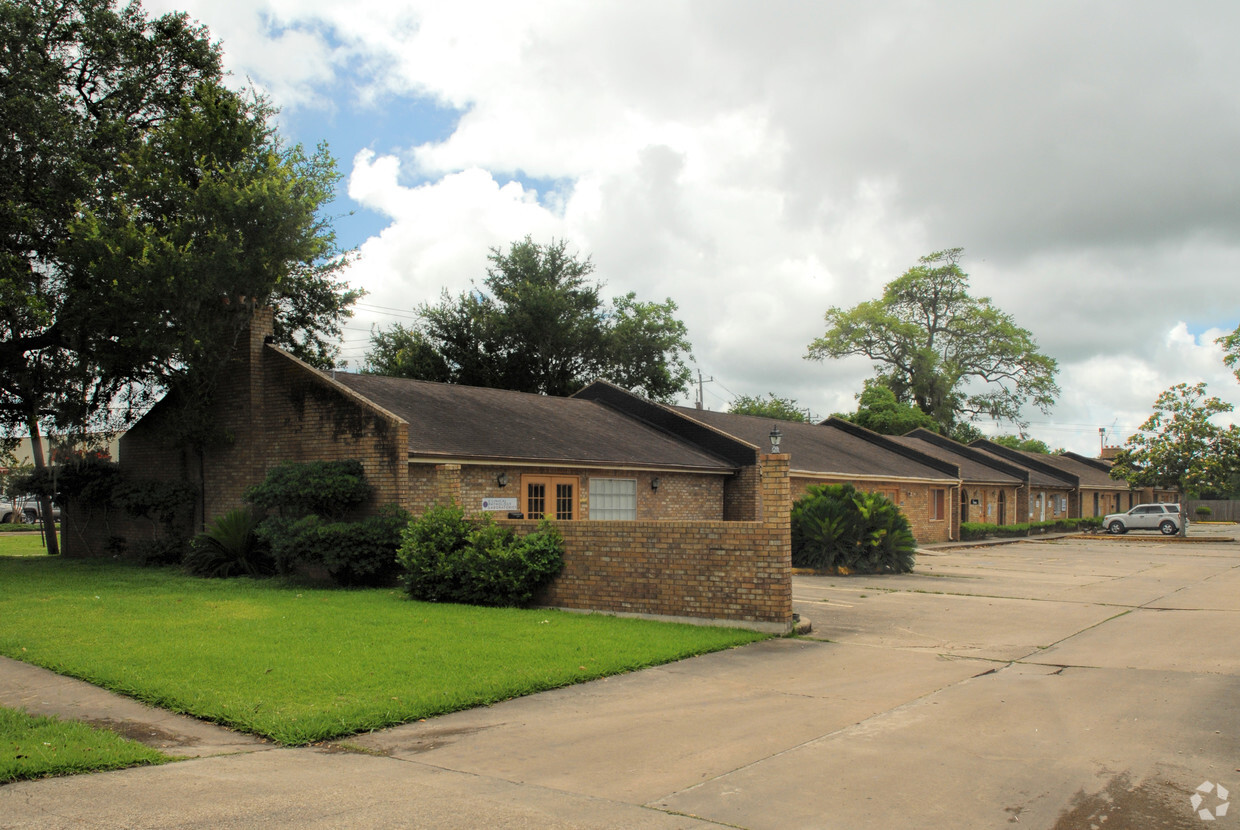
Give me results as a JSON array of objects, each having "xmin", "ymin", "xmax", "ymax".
[{"xmin": 1103, "ymin": 503, "xmax": 1182, "ymax": 535}]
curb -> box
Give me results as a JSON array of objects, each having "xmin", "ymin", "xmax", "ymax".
[{"xmin": 1065, "ymin": 533, "xmax": 1233, "ymax": 544}]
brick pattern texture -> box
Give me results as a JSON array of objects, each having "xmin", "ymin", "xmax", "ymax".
[
  {"xmin": 534, "ymin": 454, "xmax": 792, "ymax": 625},
  {"xmin": 1083, "ymin": 489, "xmax": 1134, "ymax": 518},
  {"xmin": 1023, "ymin": 487, "xmax": 1074, "ymax": 522},
  {"xmin": 420, "ymin": 465, "xmax": 727, "ymax": 522},
  {"xmin": 959, "ymin": 486, "xmax": 1021, "ymax": 526}
]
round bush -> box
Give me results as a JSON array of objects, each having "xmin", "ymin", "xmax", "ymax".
[
  {"xmin": 398, "ymin": 506, "xmax": 565, "ymax": 607},
  {"xmin": 255, "ymin": 505, "xmax": 409, "ymax": 586}
]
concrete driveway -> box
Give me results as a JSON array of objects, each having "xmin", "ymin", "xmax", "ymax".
[{"xmin": 3, "ymin": 528, "xmax": 1239, "ymax": 829}]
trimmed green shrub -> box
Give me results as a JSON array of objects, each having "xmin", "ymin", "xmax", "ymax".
[
  {"xmin": 398, "ymin": 505, "xmax": 565, "ymax": 606},
  {"xmin": 960, "ymin": 522, "xmax": 990, "ymax": 541},
  {"xmin": 791, "ymin": 483, "xmax": 915, "ymax": 574},
  {"xmin": 1196, "ymin": 505, "xmax": 1213, "ymax": 519},
  {"xmin": 185, "ymin": 508, "xmax": 273, "ymax": 578},
  {"xmin": 960, "ymin": 516, "xmax": 1103, "ymax": 541},
  {"xmin": 258, "ymin": 505, "xmax": 409, "ymax": 587},
  {"xmin": 245, "ymin": 461, "xmax": 404, "ymax": 586},
  {"xmin": 244, "ymin": 460, "xmax": 371, "ymax": 521}
]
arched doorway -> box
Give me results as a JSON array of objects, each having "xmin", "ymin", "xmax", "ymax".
[
  {"xmin": 998, "ymin": 490, "xmax": 1007, "ymax": 525},
  {"xmin": 960, "ymin": 489, "xmax": 969, "ymax": 522}
]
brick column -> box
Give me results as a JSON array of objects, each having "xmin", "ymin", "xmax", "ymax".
[
  {"xmin": 758, "ymin": 453, "xmax": 793, "ymax": 627},
  {"xmin": 435, "ymin": 464, "xmax": 462, "ymax": 506},
  {"xmin": 759, "ymin": 453, "xmax": 791, "ymax": 530}
]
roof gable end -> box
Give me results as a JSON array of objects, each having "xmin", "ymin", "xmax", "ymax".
[
  {"xmin": 902, "ymin": 428, "xmax": 1031, "ymax": 481},
  {"xmin": 573, "ymin": 380, "xmax": 759, "ymax": 467},
  {"xmin": 969, "ymin": 439, "xmax": 1078, "ymax": 486},
  {"xmin": 823, "ymin": 418, "xmax": 960, "ymax": 479}
]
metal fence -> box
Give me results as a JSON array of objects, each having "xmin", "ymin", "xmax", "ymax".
[{"xmin": 1186, "ymin": 500, "xmax": 1240, "ymax": 522}]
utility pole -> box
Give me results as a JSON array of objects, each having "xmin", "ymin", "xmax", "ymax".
[{"xmin": 695, "ymin": 369, "xmax": 715, "ymax": 410}]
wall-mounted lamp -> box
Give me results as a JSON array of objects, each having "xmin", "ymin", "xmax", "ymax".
[
  {"xmin": 769, "ymin": 425, "xmax": 783, "ymax": 453},
  {"xmin": 496, "ymin": 472, "xmax": 508, "ymax": 488},
  {"xmin": 651, "ymin": 477, "xmax": 661, "ymax": 492}
]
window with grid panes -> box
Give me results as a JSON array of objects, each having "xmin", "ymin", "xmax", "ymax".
[{"xmin": 589, "ymin": 478, "xmax": 637, "ymax": 520}]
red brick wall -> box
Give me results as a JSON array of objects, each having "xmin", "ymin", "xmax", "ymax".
[{"xmin": 724, "ymin": 464, "xmax": 760, "ymax": 521}]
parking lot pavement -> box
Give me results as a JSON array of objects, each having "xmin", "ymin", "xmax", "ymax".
[{"xmin": 3, "ymin": 529, "xmax": 1238, "ymax": 829}]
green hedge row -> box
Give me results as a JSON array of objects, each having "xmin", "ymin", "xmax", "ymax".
[{"xmin": 960, "ymin": 516, "xmax": 1104, "ymax": 541}]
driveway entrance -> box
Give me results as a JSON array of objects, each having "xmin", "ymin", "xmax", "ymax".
[{"xmin": 3, "ymin": 529, "xmax": 1238, "ymax": 828}]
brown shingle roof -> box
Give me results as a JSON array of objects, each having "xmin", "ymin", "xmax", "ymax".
[
  {"xmin": 1020, "ymin": 452, "xmax": 1123, "ymax": 489},
  {"xmin": 891, "ymin": 434, "xmax": 1024, "ymax": 486},
  {"xmin": 330, "ymin": 373, "xmax": 737, "ymax": 471},
  {"xmin": 672, "ymin": 408, "xmax": 958, "ymax": 481},
  {"xmin": 968, "ymin": 440, "xmax": 1076, "ymax": 488}
]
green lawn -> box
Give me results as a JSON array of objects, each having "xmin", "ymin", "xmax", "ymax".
[
  {"xmin": 1, "ymin": 706, "xmax": 170, "ymax": 784},
  {"xmin": 0, "ymin": 549, "xmax": 766, "ymax": 745},
  {"xmin": 0, "ymin": 532, "xmax": 53, "ymax": 553}
]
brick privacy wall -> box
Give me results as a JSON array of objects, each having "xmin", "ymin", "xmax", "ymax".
[
  {"xmin": 792, "ymin": 477, "xmax": 958, "ymax": 544},
  {"xmin": 724, "ymin": 464, "xmax": 760, "ymax": 521},
  {"xmin": 533, "ymin": 454, "xmax": 792, "ymax": 626}
]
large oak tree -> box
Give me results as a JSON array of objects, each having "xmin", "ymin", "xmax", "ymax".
[
  {"xmin": 1, "ymin": 0, "xmax": 358, "ymax": 552},
  {"xmin": 806, "ymin": 248, "xmax": 1059, "ymax": 434}
]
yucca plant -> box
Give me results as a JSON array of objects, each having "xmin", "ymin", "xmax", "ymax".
[{"xmin": 184, "ymin": 507, "xmax": 273, "ymax": 578}]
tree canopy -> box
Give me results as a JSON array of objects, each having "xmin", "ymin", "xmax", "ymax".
[
  {"xmin": 805, "ymin": 249, "xmax": 1059, "ymax": 434},
  {"xmin": 364, "ymin": 237, "xmax": 693, "ymax": 402},
  {"xmin": 1, "ymin": 0, "xmax": 358, "ymax": 551},
  {"xmin": 0, "ymin": 0, "xmax": 357, "ymax": 434},
  {"xmin": 989, "ymin": 435, "xmax": 1060, "ymax": 454},
  {"xmin": 1219, "ymin": 326, "xmax": 1240, "ymax": 383},
  {"xmin": 1109, "ymin": 382, "xmax": 1240, "ymax": 496},
  {"xmin": 728, "ymin": 393, "xmax": 809, "ymax": 422},
  {"xmin": 832, "ymin": 380, "xmax": 938, "ymax": 436}
]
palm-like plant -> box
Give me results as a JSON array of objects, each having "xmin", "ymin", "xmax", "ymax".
[
  {"xmin": 184, "ymin": 508, "xmax": 273, "ymax": 578},
  {"xmin": 792, "ymin": 484, "xmax": 916, "ymax": 574}
]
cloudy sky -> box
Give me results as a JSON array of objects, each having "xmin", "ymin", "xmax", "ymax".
[{"xmin": 147, "ymin": 0, "xmax": 1240, "ymax": 455}]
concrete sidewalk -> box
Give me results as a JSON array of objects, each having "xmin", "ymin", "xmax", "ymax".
[{"xmin": 3, "ymin": 527, "xmax": 1239, "ymax": 828}]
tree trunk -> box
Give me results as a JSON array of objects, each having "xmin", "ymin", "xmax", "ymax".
[{"xmin": 26, "ymin": 415, "xmax": 60, "ymax": 556}]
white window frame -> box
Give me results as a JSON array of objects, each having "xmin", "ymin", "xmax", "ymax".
[{"xmin": 588, "ymin": 478, "xmax": 637, "ymax": 520}]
